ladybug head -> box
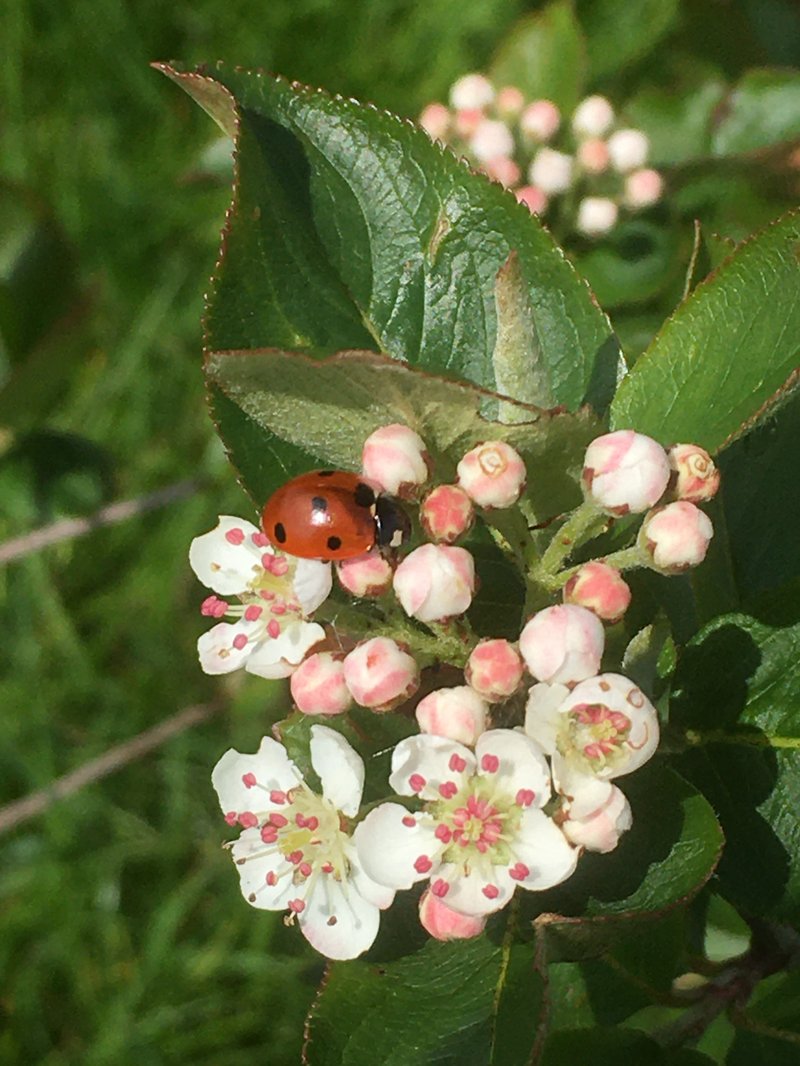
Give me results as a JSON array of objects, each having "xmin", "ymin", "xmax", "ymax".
[{"xmin": 374, "ymin": 496, "xmax": 411, "ymax": 552}]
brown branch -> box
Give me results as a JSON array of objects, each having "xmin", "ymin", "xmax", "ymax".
[
  {"xmin": 0, "ymin": 478, "xmax": 201, "ymax": 565},
  {"xmin": 0, "ymin": 700, "xmax": 223, "ymax": 835}
]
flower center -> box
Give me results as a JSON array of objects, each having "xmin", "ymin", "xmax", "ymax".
[
  {"xmin": 434, "ymin": 778, "xmax": 521, "ymax": 868},
  {"xmin": 558, "ymin": 701, "xmax": 632, "ymax": 773}
]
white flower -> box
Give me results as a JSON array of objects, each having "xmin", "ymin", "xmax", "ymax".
[
  {"xmin": 392, "ymin": 543, "xmax": 475, "ymax": 623},
  {"xmin": 583, "ymin": 430, "xmax": 670, "ymax": 516},
  {"xmin": 572, "ymin": 95, "xmax": 615, "ymax": 139},
  {"xmin": 354, "ymin": 730, "xmax": 578, "ymax": 918},
  {"xmin": 576, "ymin": 197, "xmax": 618, "ymax": 237},
  {"xmin": 608, "ymin": 128, "xmax": 649, "ymax": 172},
  {"xmin": 191, "ymin": 515, "xmax": 331, "ymax": 678},
  {"xmin": 561, "ymin": 783, "xmax": 632, "ymax": 853},
  {"xmin": 212, "ymin": 726, "xmax": 394, "ymax": 960},
  {"xmin": 518, "ymin": 604, "xmax": 605, "ymax": 687},
  {"xmin": 639, "ymin": 501, "xmax": 714, "ymax": 573},
  {"xmin": 528, "ymin": 148, "xmax": 574, "ymax": 195},
  {"xmin": 470, "ymin": 119, "xmax": 514, "ymax": 163},
  {"xmin": 450, "ymin": 73, "xmax": 495, "ymax": 111}
]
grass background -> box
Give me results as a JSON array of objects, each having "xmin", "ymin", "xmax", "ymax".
[{"xmin": 0, "ymin": 1, "xmax": 797, "ymax": 1062}]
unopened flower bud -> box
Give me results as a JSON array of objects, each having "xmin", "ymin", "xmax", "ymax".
[
  {"xmin": 519, "ymin": 604, "xmax": 605, "ymax": 687},
  {"xmin": 608, "ymin": 128, "xmax": 649, "ymax": 172},
  {"xmin": 466, "ymin": 639, "xmax": 524, "ymax": 701},
  {"xmin": 496, "ymin": 85, "xmax": 525, "ymax": 118},
  {"xmin": 450, "ymin": 73, "xmax": 495, "ymax": 111},
  {"xmin": 563, "ymin": 562, "xmax": 631, "ymax": 624},
  {"xmin": 639, "ymin": 501, "xmax": 714, "ymax": 573},
  {"xmin": 337, "ymin": 552, "xmax": 394, "ymax": 598},
  {"xmin": 361, "ymin": 423, "xmax": 430, "ymax": 497},
  {"xmin": 519, "ymin": 99, "xmax": 561, "ymax": 142},
  {"xmin": 420, "ymin": 484, "xmax": 474, "ymax": 543},
  {"xmin": 419, "ymin": 102, "xmax": 451, "ymax": 141},
  {"xmin": 454, "ymin": 108, "xmax": 484, "ymax": 139},
  {"xmin": 562, "ymin": 784, "xmax": 632, "ymax": 853},
  {"xmin": 419, "ymin": 888, "xmax": 487, "ymax": 940},
  {"xmin": 456, "ymin": 440, "xmax": 526, "ymax": 509},
  {"xmin": 470, "ymin": 119, "xmax": 514, "ymax": 163},
  {"xmin": 415, "ymin": 686, "xmax": 488, "ymax": 745},
  {"xmin": 577, "ymin": 197, "xmax": 618, "ymax": 237},
  {"xmin": 583, "ymin": 430, "xmax": 670, "ymax": 515},
  {"xmin": 572, "ymin": 95, "xmax": 614, "ymax": 138},
  {"xmin": 667, "ymin": 444, "xmax": 720, "ymax": 503},
  {"xmin": 393, "ymin": 544, "xmax": 475, "ymax": 623},
  {"xmin": 625, "ymin": 167, "xmax": 663, "ymax": 208},
  {"xmin": 528, "ymin": 148, "xmax": 574, "ymax": 195},
  {"xmin": 576, "ymin": 137, "xmax": 610, "ymax": 174},
  {"xmin": 290, "ymin": 652, "xmax": 352, "ymax": 716},
  {"xmin": 483, "ymin": 156, "xmax": 521, "ymax": 188},
  {"xmin": 343, "ymin": 637, "xmax": 419, "ymax": 710}
]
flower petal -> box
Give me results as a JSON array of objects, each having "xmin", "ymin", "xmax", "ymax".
[
  {"xmin": 474, "ymin": 729, "xmax": 552, "ymax": 808},
  {"xmin": 524, "ymin": 682, "xmax": 570, "ymax": 754},
  {"xmin": 190, "ymin": 516, "xmax": 262, "ymax": 595},
  {"xmin": 198, "ymin": 620, "xmax": 258, "ymax": 675},
  {"xmin": 229, "ymin": 827, "xmax": 295, "ymax": 910},
  {"xmin": 299, "ymin": 872, "xmax": 381, "ymax": 960},
  {"xmin": 435, "ymin": 862, "xmax": 515, "ymax": 916},
  {"xmin": 292, "ymin": 557, "xmax": 333, "ymax": 614},
  {"xmin": 345, "ymin": 843, "xmax": 396, "ymax": 910},
  {"xmin": 353, "ymin": 804, "xmax": 441, "ymax": 890},
  {"xmin": 212, "ymin": 736, "xmax": 302, "ymax": 817},
  {"xmin": 245, "ymin": 621, "xmax": 325, "ymax": 679},
  {"xmin": 510, "ymin": 808, "xmax": 579, "ymax": 890},
  {"xmin": 310, "ymin": 725, "xmax": 365, "ymax": 816},
  {"xmin": 553, "ymin": 755, "xmax": 614, "ymax": 819},
  {"xmin": 389, "ymin": 735, "xmax": 476, "ymax": 801}
]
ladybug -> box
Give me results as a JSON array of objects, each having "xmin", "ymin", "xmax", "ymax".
[{"xmin": 261, "ymin": 470, "xmax": 410, "ymax": 560}]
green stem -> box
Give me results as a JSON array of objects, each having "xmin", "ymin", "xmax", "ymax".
[
  {"xmin": 531, "ymin": 501, "xmax": 606, "ymax": 581},
  {"xmin": 685, "ymin": 729, "xmax": 800, "ymax": 751},
  {"xmin": 597, "ymin": 545, "xmax": 649, "ymax": 573}
]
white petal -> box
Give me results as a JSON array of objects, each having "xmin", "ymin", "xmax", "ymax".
[
  {"xmin": 190, "ymin": 516, "xmax": 263, "ymax": 594},
  {"xmin": 245, "ymin": 621, "xmax": 325, "ymax": 679},
  {"xmin": 553, "ymin": 754, "xmax": 614, "ymax": 818},
  {"xmin": 212, "ymin": 736, "xmax": 302, "ymax": 816},
  {"xmin": 310, "ymin": 726, "xmax": 365, "ymax": 816},
  {"xmin": 229, "ymin": 827, "xmax": 295, "ymax": 910},
  {"xmin": 198, "ymin": 620, "xmax": 259, "ymax": 675},
  {"xmin": 353, "ymin": 803, "xmax": 441, "ymax": 890},
  {"xmin": 474, "ymin": 729, "xmax": 552, "ymax": 808},
  {"xmin": 345, "ymin": 843, "xmax": 395, "ymax": 909},
  {"xmin": 292, "ymin": 557, "xmax": 333, "ymax": 614},
  {"xmin": 299, "ymin": 873, "xmax": 381, "ymax": 960},
  {"xmin": 510, "ymin": 808, "xmax": 579, "ymax": 890},
  {"xmin": 389, "ymin": 735, "xmax": 476, "ymax": 801},
  {"xmin": 524, "ymin": 682, "xmax": 569, "ymax": 754},
  {"xmin": 435, "ymin": 862, "xmax": 515, "ymax": 916}
]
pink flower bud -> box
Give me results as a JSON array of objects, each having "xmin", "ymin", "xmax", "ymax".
[
  {"xmin": 519, "ymin": 99, "xmax": 561, "ymax": 142},
  {"xmin": 562, "ymin": 784, "xmax": 632, "ymax": 853},
  {"xmin": 528, "ymin": 148, "xmax": 574, "ymax": 195},
  {"xmin": 450, "ymin": 73, "xmax": 495, "ymax": 111},
  {"xmin": 572, "ymin": 95, "xmax": 614, "ymax": 139},
  {"xmin": 420, "ymin": 484, "xmax": 474, "ymax": 544},
  {"xmin": 419, "ymin": 888, "xmax": 487, "ymax": 940},
  {"xmin": 470, "ymin": 118, "xmax": 514, "ymax": 163},
  {"xmin": 337, "ymin": 552, "xmax": 394, "ymax": 598},
  {"xmin": 393, "ymin": 544, "xmax": 475, "ymax": 623},
  {"xmin": 519, "ymin": 604, "xmax": 604, "ymax": 687},
  {"xmin": 361, "ymin": 423, "xmax": 430, "ymax": 497},
  {"xmin": 456, "ymin": 440, "xmax": 526, "ymax": 509},
  {"xmin": 496, "ymin": 85, "xmax": 525, "ymax": 118},
  {"xmin": 608, "ymin": 128, "xmax": 649, "ymax": 172},
  {"xmin": 667, "ymin": 444, "xmax": 720, "ymax": 503},
  {"xmin": 290, "ymin": 652, "xmax": 352, "ymax": 716},
  {"xmin": 625, "ymin": 167, "xmax": 663, "ymax": 208},
  {"xmin": 418, "ymin": 102, "xmax": 451, "ymax": 141},
  {"xmin": 563, "ymin": 562, "xmax": 631, "ymax": 624},
  {"xmin": 465, "ymin": 639, "xmax": 524, "ymax": 702},
  {"xmin": 483, "ymin": 156, "xmax": 521, "ymax": 189},
  {"xmin": 576, "ymin": 137, "xmax": 610, "ymax": 174},
  {"xmin": 454, "ymin": 108, "xmax": 483, "ymax": 139},
  {"xmin": 639, "ymin": 501, "xmax": 714, "ymax": 574},
  {"xmin": 583, "ymin": 430, "xmax": 670, "ymax": 515},
  {"xmin": 343, "ymin": 637, "xmax": 419, "ymax": 711},
  {"xmin": 576, "ymin": 197, "xmax": 618, "ymax": 237},
  {"xmin": 515, "ymin": 185, "xmax": 549, "ymax": 215},
  {"xmin": 415, "ymin": 686, "xmax": 488, "ymax": 745}
]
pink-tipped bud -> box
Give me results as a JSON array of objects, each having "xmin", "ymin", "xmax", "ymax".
[
  {"xmin": 290, "ymin": 652, "xmax": 352, "ymax": 716},
  {"xmin": 515, "ymin": 185, "xmax": 549, "ymax": 214},
  {"xmin": 563, "ymin": 562, "xmax": 631, "ymax": 624},
  {"xmin": 572, "ymin": 95, "xmax": 615, "ymax": 139},
  {"xmin": 576, "ymin": 197, "xmax": 618, "ymax": 237},
  {"xmin": 608, "ymin": 128, "xmax": 649, "ymax": 172},
  {"xmin": 576, "ymin": 137, "xmax": 610, "ymax": 174},
  {"xmin": 519, "ymin": 604, "xmax": 604, "ymax": 687},
  {"xmin": 450, "ymin": 73, "xmax": 495, "ymax": 111},
  {"xmin": 528, "ymin": 148, "xmax": 574, "ymax": 194},
  {"xmin": 456, "ymin": 440, "xmax": 526, "ymax": 509},
  {"xmin": 392, "ymin": 544, "xmax": 475, "ymax": 623},
  {"xmin": 465, "ymin": 639, "xmax": 524, "ymax": 702},
  {"xmin": 583, "ymin": 430, "xmax": 670, "ymax": 516},
  {"xmin": 625, "ymin": 167, "xmax": 663, "ymax": 208},
  {"xmin": 454, "ymin": 108, "xmax": 484, "ymax": 139},
  {"xmin": 415, "ymin": 686, "xmax": 488, "ymax": 745},
  {"xmin": 337, "ymin": 552, "xmax": 394, "ymax": 598},
  {"xmin": 343, "ymin": 637, "xmax": 419, "ymax": 711},
  {"xmin": 562, "ymin": 784, "xmax": 632, "ymax": 853},
  {"xmin": 483, "ymin": 156, "xmax": 521, "ymax": 189},
  {"xmin": 419, "ymin": 102, "xmax": 451, "ymax": 141},
  {"xmin": 667, "ymin": 444, "xmax": 720, "ymax": 503},
  {"xmin": 519, "ymin": 99, "xmax": 561, "ymax": 142},
  {"xmin": 419, "ymin": 888, "xmax": 487, "ymax": 940},
  {"xmin": 639, "ymin": 501, "xmax": 714, "ymax": 574},
  {"xmin": 420, "ymin": 484, "xmax": 474, "ymax": 544},
  {"xmin": 496, "ymin": 85, "xmax": 525, "ymax": 118},
  {"xmin": 361, "ymin": 423, "xmax": 430, "ymax": 498},
  {"xmin": 470, "ymin": 118, "xmax": 514, "ymax": 163}
]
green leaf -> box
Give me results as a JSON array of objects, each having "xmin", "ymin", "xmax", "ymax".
[
  {"xmin": 492, "ymin": 252, "xmax": 555, "ymax": 413},
  {"xmin": 625, "ymin": 79, "xmax": 727, "ymax": 166},
  {"xmin": 671, "ymin": 613, "xmax": 800, "ymax": 921},
  {"xmin": 610, "ymin": 210, "xmax": 800, "ymax": 452},
  {"xmin": 160, "ymin": 64, "xmax": 618, "ymax": 413},
  {"xmin": 541, "ymin": 1026, "xmax": 708, "ymax": 1065},
  {"xmin": 711, "ymin": 70, "xmax": 800, "ymax": 157},
  {"xmin": 727, "ymin": 1029, "xmax": 800, "ymax": 1066},
  {"xmin": 741, "ymin": 969, "xmax": 800, "ymax": 1034},
  {"xmin": 576, "ymin": 220, "xmax": 683, "ymax": 311},
  {"xmin": 489, "ymin": 1, "xmax": 587, "ymax": 113},
  {"xmin": 576, "ymin": 0, "xmax": 680, "ymax": 81}
]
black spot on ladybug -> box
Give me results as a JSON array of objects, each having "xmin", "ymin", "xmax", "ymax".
[
  {"xmin": 327, "ymin": 535, "xmax": 342, "ymax": 551},
  {"xmin": 311, "ymin": 496, "xmax": 328, "ymax": 512},
  {"xmin": 354, "ymin": 482, "xmax": 375, "ymax": 508},
  {"xmin": 273, "ymin": 522, "xmax": 287, "ymax": 544},
  {"xmin": 317, "ymin": 470, "xmax": 335, "ymax": 477}
]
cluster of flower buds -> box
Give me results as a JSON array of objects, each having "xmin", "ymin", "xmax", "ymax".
[{"xmin": 418, "ymin": 75, "xmax": 664, "ymax": 238}]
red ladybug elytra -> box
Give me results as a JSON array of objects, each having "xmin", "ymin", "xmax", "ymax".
[{"xmin": 261, "ymin": 470, "xmax": 410, "ymax": 560}]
